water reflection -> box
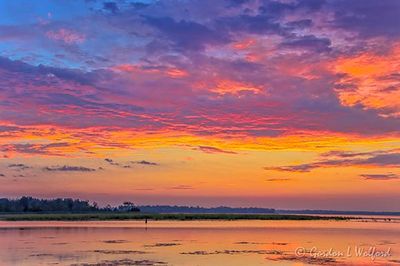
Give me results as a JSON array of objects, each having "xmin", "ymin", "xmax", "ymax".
[{"xmin": 0, "ymin": 220, "xmax": 398, "ymax": 265}]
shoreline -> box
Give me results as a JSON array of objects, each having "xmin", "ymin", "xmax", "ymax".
[
  {"xmin": 0, "ymin": 213, "xmax": 349, "ymax": 221},
  {"xmin": 1, "ymin": 219, "xmax": 399, "ymax": 231}
]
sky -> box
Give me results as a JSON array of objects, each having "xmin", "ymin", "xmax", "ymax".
[{"xmin": 0, "ymin": 0, "xmax": 399, "ymax": 211}]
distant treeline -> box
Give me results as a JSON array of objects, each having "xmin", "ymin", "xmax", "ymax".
[
  {"xmin": 277, "ymin": 209, "xmax": 400, "ymax": 216},
  {"xmin": 0, "ymin": 197, "xmax": 139, "ymax": 213},
  {"xmin": 2, "ymin": 197, "xmax": 397, "ymax": 216},
  {"xmin": 138, "ymin": 205, "xmax": 275, "ymax": 214}
]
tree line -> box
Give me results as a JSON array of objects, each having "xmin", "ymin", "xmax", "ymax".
[{"xmin": 0, "ymin": 197, "xmax": 140, "ymax": 213}]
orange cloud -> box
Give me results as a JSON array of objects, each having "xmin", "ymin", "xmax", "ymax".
[
  {"xmin": 1, "ymin": 121, "xmax": 399, "ymax": 159},
  {"xmin": 333, "ymin": 44, "xmax": 400, "ymax": 116},
  {"xmin": 230, "ymin": 37, "xmax": 277, "ymax": 63},
  {"xmin": 211, "ymin": 79, "xmax": 261, "ymax": 95},
  {"xmin": 113, "ymin": 64, "xmax": 188, "ymax": 78}
]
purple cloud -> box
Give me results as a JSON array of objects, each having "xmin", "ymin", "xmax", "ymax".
[
  {"xmin": 360, "ymin": 173, "xmax": 399, "ymax": 180},
  {"xmin": 265, "ymin": 150, "xmax": 400, "ymax": 172},
  {"xmin": 131, "ymin": 160, "xmax": 158, "ymax": 166},
  {"xmin": 0, "ymin": 0, "xmax": 399, "ymax": 149},
  {"xmin": 280, "ymin": 35, "xmax": 332, "ymax": 52},
  {"xmin": 1, "ymin": 143, "xmax": 70, "ymax": 156},
  {"xmin": 145, "ymin": 16, "xmax": 230, "ymax": 51},
  {"xmin": 8, "ymin": 163, "xmax": 31, "ymax": 171},
  {"xmin": 43, "ymin": 165, "xmax": 96, "ymax": 172},
  {"xmin": 198, "ymin": 146, "xmax": 238, "ymax": 154}
]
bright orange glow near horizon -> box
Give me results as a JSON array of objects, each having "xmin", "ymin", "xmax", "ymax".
[{"xmin": 0, "ymin": 0, "xmax": 399, "ymax": 212}]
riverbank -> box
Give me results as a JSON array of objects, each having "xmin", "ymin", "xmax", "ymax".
[{"xmin": 0, "ymin": 212, "xmax": 349, "ymax": 221}]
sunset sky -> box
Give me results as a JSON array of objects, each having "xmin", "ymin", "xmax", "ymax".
[{"xmin": 0, "ymin": 0, "xmax": 399, "ymax": 211}]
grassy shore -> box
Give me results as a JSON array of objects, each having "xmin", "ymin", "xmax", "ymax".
[{"xmin": 0, "ymin": 212, "xmax": 349, "ymax": 221}]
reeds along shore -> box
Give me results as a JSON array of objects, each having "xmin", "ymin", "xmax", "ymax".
[{"xmin": 0, "ymin": 212, "xmax": 349, "ymax": 221}]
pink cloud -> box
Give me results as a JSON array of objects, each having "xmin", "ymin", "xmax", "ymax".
[{"xmin": 46, "ymin": 29, "xmax": 85, "ymax": 44}]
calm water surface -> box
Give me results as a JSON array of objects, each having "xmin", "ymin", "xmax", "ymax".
[{"xmin": 0, "ymin": 220, "xmax": 399, "ymax": 266}]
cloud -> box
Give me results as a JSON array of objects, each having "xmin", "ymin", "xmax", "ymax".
[
  {"xmin": 266, "ymin": 178, "xmax": 290, "ymax": 182},
  {"xmin": 0, "ymin": 56, "xmax": 95, "ymax": 85},
  {"xmin": 280, "ymin": 35, "xmax": 331, "ymax": 52},
  {"xmin": 217, "ymin": 14, "xmax": 286, "ymax": 36},
  {"xmin": 265, "ymin": 150, "xmax": 400, "ymax": 172},
  {"xmin": 0, "ymin": 125, "xmax": 26, "ymax": 134},
  {"xmin": 360, "ymin": 173, "xmax": 399, "ymax": 180},
  {"xmin": 168, "ymin": 185, "xmax": 193, "ymax": 190},
  {"xmin": 285, "ymin": 19, "xmax": 313, "ymax": 29},
  {"xmin": 8, "ymin": 163, "xmax": 31, "ymax": 170},
  {"xmin": 264, "ymin": 164, "xmax": 316, "ymax": 173},
  {"xmin": 0, "ymin": 0, "xmax": 400, "ymax": 160},
  {"xmin": 329, "ymin": 0, "xmax": 400, "ymax": 38},
  {"xmin": 333, "ymin": 44, "xmax": 400, "ymax": 118},
  {"xmin": 103, "ymin": 2, "xmax": 119, "ymax": 14},
  {"xmin": 1, "ymin": 45, "xmax": 400, "ymax": 141},
  {"xmin": 362, "ymin": 153, "xmax": 400, "ymax": 166},
  {"xmin": 320, "ymin": 150, "xmax": 383, "ymax": 158},
  {"xmin": 131, "ymin": 160, "xmax": 158, "ymax": 166},
  {"xmin": 134, "ymin": 188, "xmax": 154, "ymax": 191},
  {"xmin": 104, "ymin": 158, "xmax": 134, "ymax": 168},
  {"xmin": 43, "ymin": 165, "xmax": 96, "ymax": 172},
  {"xmin": 1, "ymin": 143, "xmax": 71, "ymax": 156},
  {"xmin": 198, "ymin": 146, "xmax": 238, "ymax": 154},
  {"xmin": 104, "ymin": 158, "xmax": 119, "ymax": 166},
  {"xmin": 145, "ymin": 16, "xmax": 230, "ymax": 51},
  {"xmin": 46, "ymin": 29, "xmax": 85, "ymax": 44}
]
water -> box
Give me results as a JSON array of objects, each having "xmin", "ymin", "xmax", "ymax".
[{"xmin": 0, "ymin": 220, "xmax": 399, "ymax": 265}]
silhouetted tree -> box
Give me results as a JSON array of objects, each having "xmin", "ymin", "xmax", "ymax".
[{"xmin": 0, "ymin": 197, "xmax": 99, "ymax": 213}]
